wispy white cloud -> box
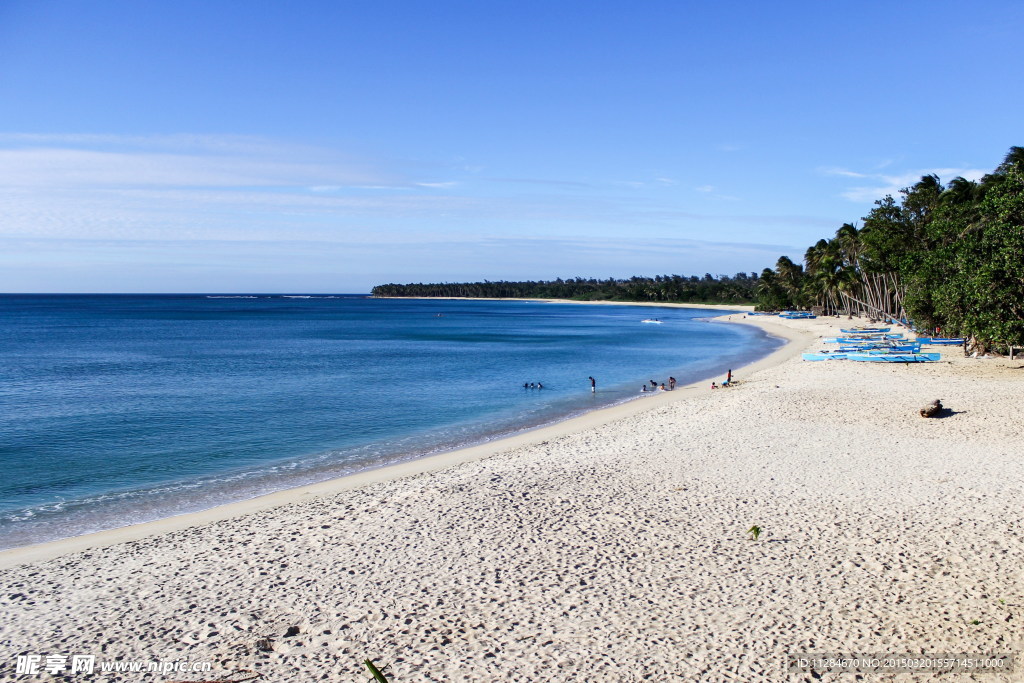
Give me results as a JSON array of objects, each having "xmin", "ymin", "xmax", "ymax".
[
  {"xmin": 611, "ymin": 177, "xmax": 681, "ymax": 189},
  {"xmin": 0, "ymin": 132, "xmax": 347, "ymax": 159},
  {"xmin": 0, "ymin": 145, "xmax": 391, "ymax": 190},
  {"xmin": 693, "ymin": 184, "xmax": 739, "ymax": 201},
  {"xmin": 482, "ymin": 177, "xmax": 593, "ymax": 188},
  {"xmin": 819, "ymin": 166, "xmax": 869, "ymax": 178},
  {"xmin": 823, "ymin": 164, "xmax": 989, "ymax": 203},
  {"xmin": 0, "ymin": 183, "xmax": 492, "ymax": 243},
  {"xmin": 415, "ymin": 181, "xmax": 459, "ymax": 189}
]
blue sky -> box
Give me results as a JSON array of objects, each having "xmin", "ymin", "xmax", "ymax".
[{"xmin": 1, "ymin": 1, "xmax": 1021, "ymax": 293}]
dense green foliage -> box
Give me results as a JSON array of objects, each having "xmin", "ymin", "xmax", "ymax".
[
  {"xmin": 372, "ymin": 273, "xmax": 759, "ymax": 304},
  {"xmin": 757, "ymin": 146, "xmax": 1024, "ymax": 352}
]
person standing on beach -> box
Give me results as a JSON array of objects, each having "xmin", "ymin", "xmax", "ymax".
[
  {"xmin": 589, "ymin": 376, "xmax": 596, "ymax": 392},
  {"xmin": 669, "ymin": 377, "xmax": 676, "ymax": 390},
  {"xmin": 727, "ymin": 369, "xmax": 732, "ymax": 384}
]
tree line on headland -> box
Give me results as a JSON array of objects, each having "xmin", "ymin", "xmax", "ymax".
[
  {"xmin": 757, "ymin": 146, "xmax": 1023, "ymax": 353},
  {"xmin": 371, "ymin": 272, "xmax": 760, "ymax": 304},
  {"xmin": 373, "ymin": 146, "xmax": 1022, "ymax": 352}
]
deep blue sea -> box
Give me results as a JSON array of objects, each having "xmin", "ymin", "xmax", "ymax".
[{"xmin": 0, "ymin": 295, "xmax": 782, "ymax": 549}]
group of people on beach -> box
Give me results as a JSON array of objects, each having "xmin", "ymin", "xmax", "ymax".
[
  {"xmin": 526, "ymin": 372, "xmax": 731, "ymax": 394},
  {"xmin": 640, "ymin": 376, "xmax": 676, "ymax": 393}
]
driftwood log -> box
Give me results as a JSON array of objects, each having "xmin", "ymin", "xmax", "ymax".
[{"xmin": 920, "ymin": 399, "xmax": 943, "ymax": 418}]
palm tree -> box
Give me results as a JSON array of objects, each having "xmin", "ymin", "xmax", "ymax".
[
  {"xmin": 998, "ymin": 146, "xmax": 1024, "ymax": 173},
  {"xmin": 942, "ymin": 176, "xmax": 981, "ymax": 206},
  {"xmin": 774, "ymin": 256, "xmax": 805, "ymax": 308}
]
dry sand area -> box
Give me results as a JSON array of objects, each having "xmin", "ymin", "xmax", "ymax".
[{"xmin": 1, "ymin": 314, "xmax": 1022, "ymax": 681}]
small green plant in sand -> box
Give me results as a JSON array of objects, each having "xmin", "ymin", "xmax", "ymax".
[
  {"xmin": 364, "ymin": 659, "xmax": 390, "ymax": 683},
  {"xmin": 747, "ymin": 525, "xmax": 762, "ymax": 541},
  {"xmin": 969, "ymin": 619, "xmax": 981, "ymax": 626}
]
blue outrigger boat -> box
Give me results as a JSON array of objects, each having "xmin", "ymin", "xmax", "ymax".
[
  {"xmin": 837, "ymin": 344, "xmax": 921, "ymax": 353},
  {"xmin": 802, "ymin": 352, "xmax": 848, "ymax": 361},
  {"xmin": 840, "ymin": 327, "xmax": 890, "ymax": 334},
  {"xmin": 803, "ymin": 347, "xmax": 929, "ymax": 361},
  {"xmin": 824, "ymin": 334, "xmax": 904, "ymax": 343},
  {"xmin": 845, "ymin": 352, "xmax": 940, "ymax": 363},
  {"xmin": 915, "ymin": 337, "xmax": 965, "ymax": 345}
]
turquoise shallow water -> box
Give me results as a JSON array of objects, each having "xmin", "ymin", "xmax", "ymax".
[{"xmin": 0, "ymin": 295, "xmax": 782, "ymax": 549}]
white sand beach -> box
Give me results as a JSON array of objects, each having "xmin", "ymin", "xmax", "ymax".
[{"xmin": 2, "ymin": 313, "xmax": 1022, "ymax": 681}]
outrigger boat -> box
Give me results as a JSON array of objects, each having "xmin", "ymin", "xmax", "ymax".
[
  {"xmin": 824, "ymin": 334, "xmax": 904, "ymax": 343},
  {"xmin": 840, "ymin": 327, "xmax": 890, "ymax": 334},
  {"xmin": 803, "ymin": 352, "xmax": 848, "ymax": 361},
  {"xmin": 804, "ymin": 346, "xmax": 927, "ymax": 361},
  {"xmin": 915, "ymin": 337, "xmax": 965, "ymax": 345},
  {"xmin": 831, "ymin": 336, "xmax": 907, "ymax": 344},
  {"xmin": 833, "ymin": 337, "xmax": 910, "ymax": 345},
  {"xmin": 845, "ymin": 352, "xmax": 940, "ymax": 363},
  {"xmin": 837, "ymin": 344, "xmax": 921, "ymax": 353}
]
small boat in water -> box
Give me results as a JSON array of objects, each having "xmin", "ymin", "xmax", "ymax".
[{"xmin": 641, "ymin": 318, "xmax": 663, "ymax": 324}]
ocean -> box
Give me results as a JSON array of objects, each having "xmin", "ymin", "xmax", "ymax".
[{"xmin": 0, "ymin": 295, "xmax": 782, "ymax": 550}]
